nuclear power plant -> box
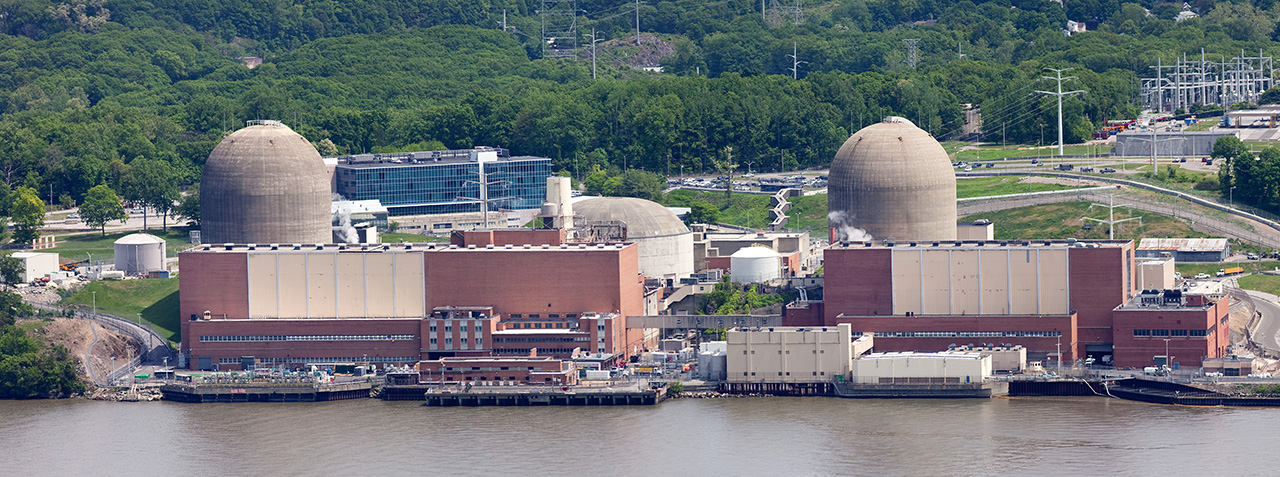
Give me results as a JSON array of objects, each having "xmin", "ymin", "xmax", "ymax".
[
  {"xmin": 827, "ymin": 117, "xmax": 957, "ymax": 242},
  {"xmin": 200, "ymin": 120, "xmax": 332, "ymax": 245},
  {"xmin": 176, "ymin": 115, "xmax": 1228, "ymax": 388}
]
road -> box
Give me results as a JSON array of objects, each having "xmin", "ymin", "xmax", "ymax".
[{"xmin": 1246, "ymin": 289, "xmax": 1280, "ymax": 356}]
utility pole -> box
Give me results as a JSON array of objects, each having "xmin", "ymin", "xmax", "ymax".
[
  {"xmin": 903, "ymin": 39, "xmax": 920, "ymax": 69},
  {"xmin": 1082, "ymin": 195, "xmax": 1141, "ymax": 240},
  {"xmin": 1126, "ymin": 128, "xmax": 1183, "ymax": 175},
  {"xmin": 588, "ymin": 28, "xmax": 604, "ymax": 79},
  {"xmin": 1035, "ymin": 68, "xmax": 1085, "ymax": 156},
  {"xmin": 786, "ymin": 42, "xmax": 807, "ymax": 80},
  {"xmin": 635, "ymin": 0, "xmax": 641, "ymax": 46}
]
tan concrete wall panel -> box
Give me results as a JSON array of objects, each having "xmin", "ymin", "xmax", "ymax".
[
  {"xmin": 393, "ymin": 252, "xmax": 425, "ymax": 317},
  {"xmin": 979, "ymin": 250, "xmax": 1011, "ymax": 314},
  {"xmin": 306, "ymin": 253, "xmax": 337, "ymax": 318},
  {"xmin": 247, "ymin": 253, "xmax": 279, "ymax": 318},
  {"xmin": 277, "ymin": 254, "xmax": 309, "ymax": 318},
  {"xmin": 335, "ymin": 254, "xmax": 367, "ymax": 317},
  {"xmin": 951, "ymin": 250, "xmax": 981, "ymax": 315},
  {"xmin": 920, "ymin": 251, "xmax": 952, "ymax": 314},
  {"xmin": 1039, "ymin": 249, "xmax": 1070, "ymax": 314},
  {"xmin": 892, "ymin": 250, "xmax": 923, "ymax": 314},
  {"xmin": 364, "ymin": 253, "xmax": 397, "ymax": 317},
  {"xmin": 1008, "ymin": 249, "xmax": 1039, "ymax": 314}
]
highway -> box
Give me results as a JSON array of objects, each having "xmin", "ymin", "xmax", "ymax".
[{"xmin": 1247, "ymin": 289, "xmax": 1280, "ymax": 356}]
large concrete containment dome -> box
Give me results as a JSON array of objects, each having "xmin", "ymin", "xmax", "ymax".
[
  {"xmin": 201, "ymin": 120, "xmax": 331, "ymax": 245},
  {"xmin": 114, "ymin": 233, "xmax": 166, "ymax": 275},
  {"xmin": 828, "ymin": 117, "xmax": 957, "ymax": 242},
  {"xmin": 575, "ymin": 197, "xmax": 694, "ymax": 280},
  {"xmin": 730, "ymin": 245, "xmax": 781, "ymax": 283}
]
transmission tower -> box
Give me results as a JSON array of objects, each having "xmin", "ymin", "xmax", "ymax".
[
  {"xmin": 787, "ymin": 42, "xmax": 807, "ymax": 79},
  {"xmin": 768, "ymin": 0, "xmax": 803, "ymax": 26},
  {"xmin": 1035, "ymin": 68, "xmax": 1086, "ymax": 156},
  {"xmin": 540, "ymin": 0, "xmax": 577, "ymax": 59},
  {"xmin": 1082, "ymin": 195, "xmax": 1141, "ymax": 240},
  {"xmin": 903, "ymin": 39, "xmax": 921, "ymax": 68}
]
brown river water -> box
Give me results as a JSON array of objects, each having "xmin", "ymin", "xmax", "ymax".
[{"xmin": 1, "ymin": 396, "xmax": 1272, "ymax": 476}]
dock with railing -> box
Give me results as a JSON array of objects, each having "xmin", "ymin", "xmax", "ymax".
[
  {"xmin": 382, "ymin": 384, "xmax": 665, "ymax": 406},
  {"xmin": 160, "ymin": 380, "xmax": 373, "ymax": 403}
]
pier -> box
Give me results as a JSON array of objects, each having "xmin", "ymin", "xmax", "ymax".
[
  {"xmin": 381, "ymin": 384, "xmax": 665, "ymax": 406},
  {"xmin": 160, "ymin": 381, "xmax": 373, "ymax": 403}
]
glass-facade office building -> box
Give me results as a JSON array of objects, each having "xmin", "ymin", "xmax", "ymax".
[{"xmin": 333, "ymin": 148, "xmax": 551, "ymax": 216}]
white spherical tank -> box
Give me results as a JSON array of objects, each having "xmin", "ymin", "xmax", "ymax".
[
  {"xmin": 730, "ymin": 246, "xmax": 781, "ymax": 283},
  {"xmin": 114, "ymin": 233, "xmax": 166, "ymax": 275}
]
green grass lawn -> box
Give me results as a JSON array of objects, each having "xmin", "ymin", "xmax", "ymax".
[
  {"xmin": 1239, "ymin": 274, "xmax": 1280, "ymax": 295},
  {"xmin": 955, "ymin": 176, "xmax": 1081, "ymax": 198},
  {"xmin": 44, "ymin": 229, "xmax": 195, "ymax": 264},
  {"xmin": 961, "ymin": 201, "xmax": 1206, "ymax": 241},
  {"xmin": 954, "ymin": 145, "xmax": 1107, "ymax": 161},
  {"xmin": 62, "ymin": 278, "xmax": 180, "ymax": 345}
]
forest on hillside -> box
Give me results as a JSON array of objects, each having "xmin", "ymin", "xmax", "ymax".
[{"xmin": 2, "ymin": 0, "xmax": 1280, "ymax": 214}]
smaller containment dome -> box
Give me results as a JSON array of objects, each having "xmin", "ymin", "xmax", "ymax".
[
  {"xmin": 574, "ymin": 197, "xmax": 694, "ymax": 280},
  {"xmin": 114, "ymin": 233, "xmax": 166, "ymax": 275},
  {"xmin": 827, "ymin": 117, "xmax": 957, "ymax": 242},
  {"xmin": 730, "ymin": 245, "xmax": 781, "ymax": 283}
]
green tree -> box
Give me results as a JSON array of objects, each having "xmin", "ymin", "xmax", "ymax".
[
  {"xmin": 176, "ymin": 182, "xmax": 200, "ymax": 226},
  {"xmin": 10, "ymin": 187, "xmax": 44, "ymax": 245},
  {"xmin": 0, "ymin": 253, "xmax": 21, "ymax": 286},
  {"xmin": 1213, "ymin": 136, "xmax": 1251, "ymax": 198},
  {"xmin": 687, "ymin": 201, "xmax": 720, "ymax": 225},
  {"xmin": 123, "ymin": 157, "xmax": 179, "ymax": 230},
  {"xmin": 80, "ymin": 184, "xmax": 127, "ymax": 235},
  {"xmin": 616, "ymin": 169, "xmax": 666, "ymax": 202}
]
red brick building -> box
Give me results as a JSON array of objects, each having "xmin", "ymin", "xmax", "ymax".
[
  {"xmin": 417, "ymin": 356, "xmax": 577, "ymax": 386},
  {"xmin": 803, "ymin": 240, "xmax": 1225, "ymax": 368},
  {"xmin": 179, "ymin": 241, "xmax": 654, "ymax": 371},
  {"xmin": 1111, "ymin": 293, "xmax": 1230, "ymax": 368}
]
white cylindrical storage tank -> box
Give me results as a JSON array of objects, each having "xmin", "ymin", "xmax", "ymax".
[
  {"xmin": 730, "ymin": 246, "xmax": 780, "ymax": 283},
  {"xmin": 114, "ymin": 233, "xmax": 166, "ymax": 275}
]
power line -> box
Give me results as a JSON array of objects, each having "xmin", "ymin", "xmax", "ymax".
[{"xmin": 1035, "ymin": 67, "xmax": 1086, "ymax": 156}]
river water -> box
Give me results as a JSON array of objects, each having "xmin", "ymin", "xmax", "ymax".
[{"xmin": 1, "ymin": 396, "xmax": 1273, "ymax": 476}]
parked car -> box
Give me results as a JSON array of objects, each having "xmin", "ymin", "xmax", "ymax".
[
  {"xmin": 1100, "ymin": 168, "xmax": 1117, "ymax": 173},
  {"xmin": 1248, "ymin": 253, "xmax": 1260, "ymax": 260},
  {"xmin": 985, "ymin": 163, "xmax": 994, "ymax": 168},
  {"xmin": 1194, "ymin": 273, "xmax": 1210, "ymax": 279}
]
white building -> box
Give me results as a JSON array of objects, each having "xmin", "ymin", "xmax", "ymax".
[{"xmin": 11, "ymin": 252, "xmax": 59, "ymax": 282}]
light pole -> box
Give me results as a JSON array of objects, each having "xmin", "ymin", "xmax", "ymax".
[
  {"xmin": 1163, "ymin": 338, "xmax": 1172, "ymax": 370},
  {"xmin": 1056, "ymin": 335, "xmax": 1062, "ymax": 372},
  {"xmin": 1230, "ymin": 186, "xmax": 1237, "ymax": 208},
  {"xmin": 91, "ymin": 291, "xmax": 96, "ymax": 316}
]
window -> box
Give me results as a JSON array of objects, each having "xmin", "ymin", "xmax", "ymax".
[
  {"xmin": 1190, "ymin": 329, "xmax": 1210, "ymax": 337},
  {"xmin": 1171, "ymin": 329, "xmax": 1189, "ymax": 337},
  {"xmin": 430, "ymin": 338, "xmax": 437, "ymax": 345},
  {"xmin": 1152, "ymin": 329, "xmax": 1169, "ymax": 337},
  {"xmin": 1133, "ymin": 329, "xmax": 1151, "ymax": 337},
  {"xmin": 445, "ymin": 326, "xmax": 452, "ymax": 333}
]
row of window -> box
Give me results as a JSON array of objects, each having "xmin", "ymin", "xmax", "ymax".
[
  {"xmin": 742, "ymin": 371, "xmax": 828, "ymax": 376},
  {"xmin": 494, "ymin": 348, "xmax": 579, "ymax": 355},
  {"xmin": 492, "ymin": 336, "xmax": 590, "ymax": 343},
  {"xmin": 202, "ymin": 334, "xmax": 414, "ymax": 342},
  {"xmin": 428, "ymin": 337, "xmax": 479, "ymax": 346},
  {"xmin": 217, "ymin": 356, "xmax": 417, "ymax": 364},
  {"xmin": 1133, "ymin": 328, "xmax": 1212, "ymax": 337},
  {"xmin": 428, "ymin": 325, "xmax": 484, "ymax": 333},
  {"xmin": 442, "ymin": 367, "xmax": 540, "ymax": 372},
  {"xmin": 872, "ymin": 331, "xmax": 1062, "ymax": 338},
  {"xmin": 509, "ymin": 313, "xmax": 580, "ymax": 319}
]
